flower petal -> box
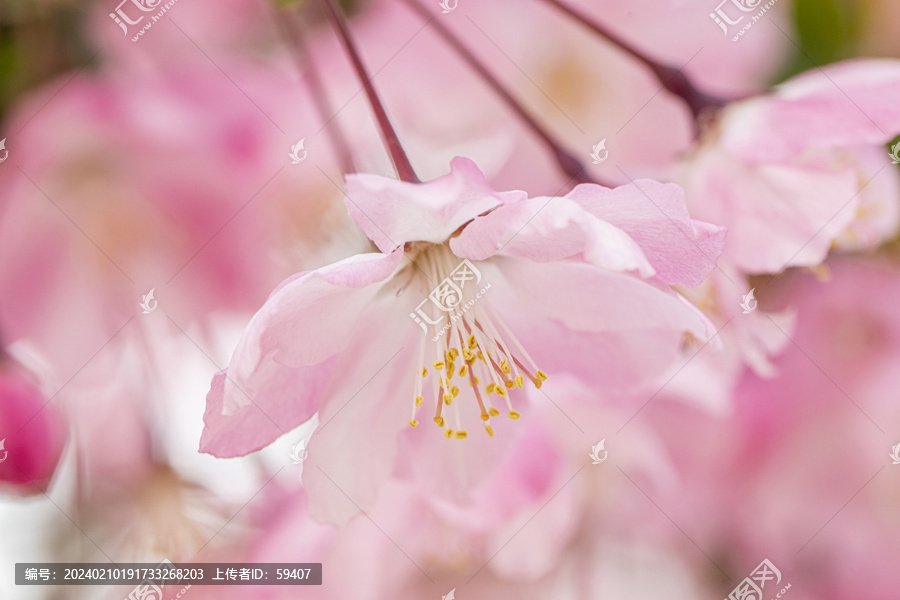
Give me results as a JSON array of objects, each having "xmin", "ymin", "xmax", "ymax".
[
  {"xmin": 344, "ymin": 157, "xmax": 524, "ymax": 253},
  {"xmin": 199, "ymin": 251, "xmax": 404, "ymax": 458},
  {"xmin": 481, "ymin": 257, "xmax": 710, "ymax": 391},
  {"xmin": 488, "ymin": 256, "xmax": 706, "ymax": 334},
  {"xmin": 682, "ymin": 150, "xmax": 859, "ymax": 274},
  {"xmin": 450, "ymin": 196, "xmax": 656, "ymax": 277},
  {"xmin": 301, "ymin": 300, "xmax": 419, "ymax": 525},
  {"xmin": 199, "ymin": 369, "xmax": 312, "ymax": 458},
  {"xmin": 566, "ymin": 179, "xmax": 727, "ymax": 287},
  {"xmin": 721, "ymin": 59, "xmax": 900, "ymax": 163},
  {"xmin": 224, "ymin": 250, "xmax": 404, "ymax": 412}
]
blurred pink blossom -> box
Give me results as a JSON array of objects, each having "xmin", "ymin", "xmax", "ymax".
[
  {"xmin": 679, "ymin": 59, "xmax": 900, "ymax": 274},
  {"xmin": 652, "ymin": 257, "xmax": 900, "ymax": 600},
  {"xmin": 200, "ymin": 157, "xmax": 724, "ymax": 524},
  {"xmin": 0, "ymin": 359, "xmax": 65, "ymax": 492}
]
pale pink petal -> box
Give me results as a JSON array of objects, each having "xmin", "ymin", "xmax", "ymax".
[
  {"xmin": 199, "ymin": 363, "xmax": 330, "ymax": 458},
  {"xmin": 486, "ymin": 257, "xmax": 707, "ymax": 334},
  {"xmin": 487, "ymin": 468, "xmax": 581, "ymax": 581},
  {"xmin": 301, "ymin": 297, "xmax": 419, "ymax": 525},
  {"xmin": 566, "ymin": 179, "xmax": 727, "ymax": 287},
  {"xmin": 344, "ymin": 157, "xmax": 525, "ymax": 253},
  {"xmin": 394, "ymin": 391, "xmax": 525, "ymax": 507},
  {"xmin": 450, "ymin": 196, "xmax": 655, "ymax": 277},
  {"xmin": 721, "ymin": 59, "xmax": 900, "ymax": 163},
  {"xmin": 223, "ymin": 251, "xmax": 403, "ymax": 412},
  {"xmin": 683, "ymin": 150, "xmax": 860, "ymax": 274},
  {"xmin": 831, "ymin": 146, "xmax": 900, "ymax": 251},
  {"xmin": 480, "ymin": 258, "xmax": 709, "ymax": 391},
  {"xmin": 200, "ymin": 251, "xmax": 403, "ymax": 458}
]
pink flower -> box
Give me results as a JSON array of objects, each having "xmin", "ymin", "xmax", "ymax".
[
  {"xmin": 650, "ymin": 257, "xmax": 900, "ymax": 600},
  {"xmin": 201, "ymin": 157, "xmax": 725, "ymax": 523},
  {"xmin": 245, "ymin": 425, "xmax": 575, "ymax": 599},
  {"xmin": 239, "ymin": 375, "xmax": 704, "ymax": 600},
  {"xmin": 0, "ymin": 361, "xmax": 66, "ymax": 492},
  {"xmin": 679, "ymin": 59, "xmax": 900, "ymax": 275}
]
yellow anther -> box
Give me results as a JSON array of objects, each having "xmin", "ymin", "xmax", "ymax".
[
  {"xmin": 515, "ymin": 375, "xmax": 524, "ymax": 388},
  {"xmin": 504, "ymin": 380, "xmax": 514, "ymax": 389},
  {"xmin": 473, "ymin": 376, "xmax": 479, "ymax": 385},
  {"xmin": 489, "ymin": 407, "xmax": 501, "ymax": 417},
  {"xmin": 433, "ymin": 361, "xmax": 445, "ymax": 370},
  {"xmin": 443, "ymin": 393, "xmax": 453, "ymax": 406},
  {"xmin": 444, "ymin": 428, "xmax": 455, "ymax": 439},
  {"xmin": 477, "ymin": 351, "xmax": 485, "ymax": 362},
  {"xmin": 480, "ymin": 412, "xmax": 490, "ymax": 421},
  {"xmin": 500, "ymin": 360, "xmax": 511, "ymax": 374},
  {"xmin": 535, "ymin": 370, "xmax": 548, "ymax": 381},
  {"xmin": 422, "ymin": 367, "xmax": 428, "ymax": 377},
  {"xmin": 486, "ymin": 382, "xmax": 496, "ymax": 394},
  {"xmin": 451, "ymin": 386, "xmax": 460, "ymax": 398},
  {"xmin": 458, "ymin": 364, "xmax": 469, "ymax": 377},
  {"xmin": 462, "ymin": 350, "xmax": 475, "ymax": 362},
  {"xmin": 415, "ymin": 395, "xmax": 424, "ymax": 407},
  {"xmin": 434, "ymin": 416, "xmax": 445, "ymax": 427},
  {"xmin": 468, "ymin": 335, "xmax": 478, "ymax": 349},
  {"xmin": 495, "ymin": 387, "xmax": 508, "ymax": 398},
  {"xmin": 508, "ymin": 410, "xmax": 522, "ymax": 420},
  {"xmin": 455, "ymin": 431, "xmax": 468, "ymax": 439},
  {"xmin": 448, "ymin": 348, "xmax": 459, "ymax": 360},
  {"xmin": 408, "ymin": 420, "xmax": 419, "ymax": 428},
  {"xmin": 446, "ymin": 362, "xmax": 455, "ymax": 379},
  {"xmin": 484, "ymin": 425, "xmax": 494, "ymax": 437}
]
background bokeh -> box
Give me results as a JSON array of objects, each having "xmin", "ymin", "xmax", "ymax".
[{"xmin": 2, "ymin": 0, "xmax": 900, "ymax": 598}]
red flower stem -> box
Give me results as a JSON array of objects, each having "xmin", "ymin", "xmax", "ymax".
[
  {"xmin": 539, "ymin": 0, "xmax": 728, "ymax": 120},
  {"xmin": 401, "ymin": 0, "xmax": 594, "ymax": 185},
  {"xmin": 318, "ymin": 0, "xmax": 421, "ymax": 183}
]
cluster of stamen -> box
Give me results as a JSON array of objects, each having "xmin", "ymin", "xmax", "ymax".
[{"xmin": 409, "ymin": 298, "xmax": 547, "ymax": 439}]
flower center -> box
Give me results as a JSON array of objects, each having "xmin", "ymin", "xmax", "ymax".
[{"xmin": 405, "ymin": 244, "xmax": 547, "ymax": 439}]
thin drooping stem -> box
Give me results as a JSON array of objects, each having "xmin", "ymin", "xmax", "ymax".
[
  {"xmin": 318, "ymin": 0, "xmax": 420, "ymax": 183},
  {"xmin": 278, "ymin": 7, "xmax": 355, "ymax": 175},
  {"xmin": 401, "ymin": 0, "xmax": 595, "ymax": 186},
  {"xmin": 540, "ymin": 0, "xmax": 728, "ymax": 120}
]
